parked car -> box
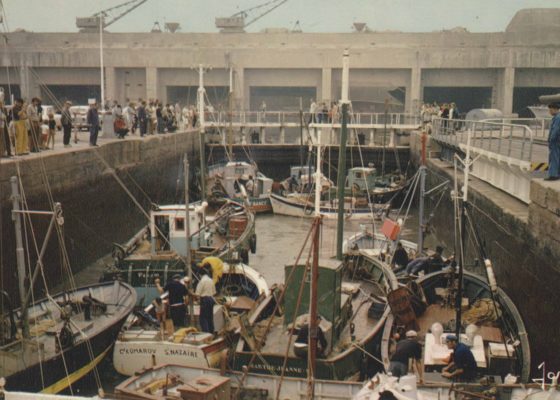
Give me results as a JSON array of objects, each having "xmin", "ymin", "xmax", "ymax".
[
  {"xmin": 69, "ymin": 105, "xmax": 89, "ymax": 131},
  {"xmin": 40, "ymin": 105, "xmax": 62, "ymax": 129}
]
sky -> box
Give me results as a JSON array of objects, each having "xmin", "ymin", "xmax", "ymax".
[{"xmin": 3, "ymin": 0, "xmax": 560, "ymax": 33}]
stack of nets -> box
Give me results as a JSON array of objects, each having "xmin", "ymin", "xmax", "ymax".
[{"xmin": 463, "ymin": 298, "xmax": 502, "ymax": 325}]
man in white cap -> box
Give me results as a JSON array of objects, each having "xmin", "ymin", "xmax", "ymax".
[{"xmin": 388, "ymin": 330, "xmax": 424, "ymax": 382}]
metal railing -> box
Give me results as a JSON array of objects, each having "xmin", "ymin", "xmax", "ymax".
[
  {"xmin": 431, "ymin": 117, "xmax": 535, "ymax": 163},
  {"xmin": 204, "ymin": 111, "xmax": 421, "ymax": 127},
  {"xmin": 481, "ymin": 117, "xmax": 550, "ymax": 141}
]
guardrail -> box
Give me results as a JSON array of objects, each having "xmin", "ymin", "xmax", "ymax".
[
  {"xmin": 204, "ymin": 111, "xmax": 421, "ymax": 127},
  {"xmin": 481, "ymin": 117, "xmax": 550, "ymax": 141},
  {"xmin": 431, "ymin": 117, "xmax": 535, "ymax": 163}
]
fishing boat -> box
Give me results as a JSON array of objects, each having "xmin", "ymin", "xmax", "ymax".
[
  {"xmin": 0, "ymin": 177, "xmax": 137, "ymax": 394},
  {"xmin": 207, "ymin": 160, "xmax": 274, "ymax": 213},
  {"xmin": 114, "ymin": 364, "xmax": 364, "ymax": 400},
  {"xmin": 369, "ymin": 133, "xmax": 531, "ymax": 383},
  {"xmin": 353, "ymin": 372, "xmax": 560, "ymax": 400},
  {"xmin": 380, "ymin": 268, "xmax": 531, "ymax": 383},
  {"xmin": 270, "ymin": 133, "xmax": 390, "ymax": 221},
  {"xmin": 232, "ymin": 251, "xmax": 398, "ymax": 380},
  {"xmin": 101, "ymin": 199, "xmax": 257, "ymax": 305},
  {"xmin": 275, "ymin": 165, "xmax": 333, "ymax": 195},
  {"xmin": 328, "ymin": 166, "xmax": 408, "ymax": 206},
  {"xmin": 112, "ymin": 259, "xmax": 270, "ymax": 376}
]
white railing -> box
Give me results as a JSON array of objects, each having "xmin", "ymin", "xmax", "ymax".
[
  {"xmin": 431, "ymin": 117, "xmax": 535, "ymax": 163},
  {"xmin": 481, "ymin": 117, "xmax": 550, "ymax": 141},
  {"xmin": 204, "ymin": 111, "xmax": 421, "ymax": 127}
]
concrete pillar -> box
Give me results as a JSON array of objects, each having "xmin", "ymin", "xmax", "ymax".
[
  {"xmin": 369, "ymin": 129, "xmax": 375, "ymax": 146},
  {"xmin": 495, "ymin": 67, "xmax": 515, "ymax": 115},
  {"xmin": 19, "ymin": 64, "xmax": 30, "ymax": 101},
  {"xmin": 406, "ymin": 67, "xmax": 422, "ymax": 114},
  {"xmin": 235, "ymin": 67, "xmax": 247, "ymax": 110},
  {"xmin": 105, "ymin": 67, "xmax": 117, "ymax": 103},
  {"xmin": 321, "ymin": 68, "xmax": 332, "ymax": 103},
  {"xmin": 146, "ymin": 67, "xmax": 158, "ymax": 101}
]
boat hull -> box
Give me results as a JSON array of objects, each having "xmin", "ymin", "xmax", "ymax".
[
  {"xmin": 113, "ymin": 338, "xmax": 227, "ymax": 376},
  {"xmin": 2, "ymin": 282, "xmax": 135, "ymax": 394},
  {"xmin": 270, "ymin": 193, "xmax": 387, "ymax": 221}
]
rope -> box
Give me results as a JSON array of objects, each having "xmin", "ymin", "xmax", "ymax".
[
  {"xmin": 234, "ymin": 219, "xmax": 316, "ymax": 396},
  {"xmin": 275, "ymin": 228, "xmax": 315, "ymax": 400}
]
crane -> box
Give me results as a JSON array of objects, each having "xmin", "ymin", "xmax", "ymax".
[
  {"xmin": 76, "ymin": 0, "xmax": 149, "ymax": 32},
  {"xmin": 215, "ymin": 0, "xmax": 289, "ymax": 33}
]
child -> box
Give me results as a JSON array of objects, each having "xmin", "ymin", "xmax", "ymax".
[{"xmin": 46, "ymin": 113, "xmax": 56, "ymax": 149}]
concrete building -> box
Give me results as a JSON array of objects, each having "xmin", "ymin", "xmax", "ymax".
[{"xmin": 1, "ymin": 8, "xmax": 560, "ymax": 114}]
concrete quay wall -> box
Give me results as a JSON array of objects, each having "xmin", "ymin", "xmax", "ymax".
[
  {"xmin": 411, "ymin": 132, "xmax": 560, "ymax": 372},
  {"xmin": 0, "ymin": 131, "xmax": 201, "ymax": 296}
]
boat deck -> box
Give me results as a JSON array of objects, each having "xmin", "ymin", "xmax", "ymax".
[
  {"xmin": 255, "ymin": 280, "xmax": 384, "ymax": 359},
  {"xmin": 0, "ymin": 283, "xmax": 134, "ymax": 378}
]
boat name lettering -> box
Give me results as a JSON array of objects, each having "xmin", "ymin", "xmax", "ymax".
[
  {"xmin": 164, "ymin": 349, "xmax": 199, "ymax": 358},
  {"xmin": 119, "ymin": 347, "xmax": 157, "ymax": 355},
  {"xmin": 250, "ymin": 363, "xmax": 305, "ymax": 375}
]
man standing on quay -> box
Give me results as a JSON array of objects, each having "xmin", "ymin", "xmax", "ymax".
[
  {"xmin": 87, "ymin": 99, "xmax": 100, "ymax": 147},
  {"xmin": 546, "ymin": 103, "xmax": 560, "ymax": 181}
]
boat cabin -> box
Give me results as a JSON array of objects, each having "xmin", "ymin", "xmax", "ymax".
[
  {"xmin": 209, "ymin": 161, "xmax": 273, "ymax": 199},
  {"xmin": 283, "ymin": 259, "xmax": 351, "ymax": 350},
  {"xmin": 290, "ymin": 165, "xmax": 315, "ymax": 182},
  {"xmin": 347, "ymin": 167, "xmax": 377, "ymax": 191},
  {"xmin": 150, "ymin": 203, "xmax": 210, "ymax": 256}
]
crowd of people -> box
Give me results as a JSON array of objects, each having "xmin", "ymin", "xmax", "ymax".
[
  {"xmin": 0, "ymin": 95, "xmax": 200, "ymax": 158},
  {"xmin": 420, "ymin": 102, "xmax": 461, "ymax": 132},
  {"xmin": 101, "ymin": 98, "xmax": 200, "ymax": 139},
  {"xmin": 308, "ymin": 98, "xmax": 343, "ymax": 124}
]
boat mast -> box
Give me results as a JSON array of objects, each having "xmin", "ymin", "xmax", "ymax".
[
  {"xmin": 183, "ymin": 155, "xmax": 195, "ymax": 320},
  {"xmin": 99, "ymin": 14, "xmax": 105, "ymax": 107},
  {"xmin": 335, "ymin": 49, "xmax": 350, "ymax": 260},
  {"xmin": 197, "ymin": 64, "xmax": 207, "ymax": 200},
  {"xmin": 299, "ymin": 96, "xmax": 304, "ymax": 169},
  {"xmin": 228, "ymin": 65, "xmax": 234, "ymax": 159},
  {"xmin": 314, "ymin": 128, "xmax": 321, "ymax": 215},
  {"xmin": 417, "ymin": 131, "xmax": 427, "ymax": 254},
  {"xmin": 10, "ymin": 176, "xmax": 29, "ymax": 338},
  {"xmin": 382, "ymin": 99, "xmax": 388, "ymax": 178},
  {"xmin": 455, "ymin": 132, "xmax": 473, "ymax": 339},
  {"xmin": 307, "ymin": 216, "xmax": 321, "ymax": 399}
]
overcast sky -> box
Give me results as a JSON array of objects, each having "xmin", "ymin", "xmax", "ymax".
[{"xmin": 4, "ymin": 0, "xmax": 560, "ymax": 33}]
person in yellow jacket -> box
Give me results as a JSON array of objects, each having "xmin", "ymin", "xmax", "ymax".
[{"xmin": 12, "ymin": 99, "xmax": 29, "ymax": 155}]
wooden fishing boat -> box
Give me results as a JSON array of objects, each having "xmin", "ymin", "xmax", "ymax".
[
  {"xmin": 207, "ymin": 161, "xmax": 273, "ymax": 213},
  {"xmin": 380, "ymin": 268, "xmax": 531, "ymax": 383},
  {"xmin": 112, "ymin": 261, "xmax": 270, "ymax": 376},
  {"xmin": 0, "ymin": 282, "xmax": 136, "ymax": 393},
  {"xmin": 232, "ymin": 253, "xmax": 398, "ymax": 380},
  {"xmin": 353, "ymin": 372, "xmax": 559, "ymax": 400},
  {"xmin": 101, "ymin": 199, "xmax": 256, "ymax": 305},
  {"xmin": 0, "ymin": 177, "xmax": 137, "ymax": 394},
  {"xmin": 270, "ymin": 192, "xmax": 389, "ymax": 220},
  {"xmin": 114, "ymin": 364, "xmax": 364, "ymax": 400}
]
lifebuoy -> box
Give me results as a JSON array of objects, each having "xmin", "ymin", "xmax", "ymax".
[{"xmin": 250, "ymin": 234, "xmax": 257, "ymax": 254}]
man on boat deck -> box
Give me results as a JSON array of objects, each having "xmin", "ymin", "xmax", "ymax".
[
  {"xmin": 155, "ymin": 274, "xmax": 189, "ymax": 328},
  {"xmin": 442, "ymin": 334, "xmax": 477, "ymax": 381},
  {"xmin": 294, "ymin": 315, "xmax": 328, "ymax": 358},
  {"xmin": 396, "ymin": 245, "xmax": 445, "ymax": 276},
  {"xmin": 388, "ymin": 330, "xmax": 424, "ymax": 382},
  {"xmin": 391, "ymin": 242, "xmax": 409, "ymax": 271},
  {"xmin": 194, "ymin": 265, "xmax": 217, "ymax": 334}
]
